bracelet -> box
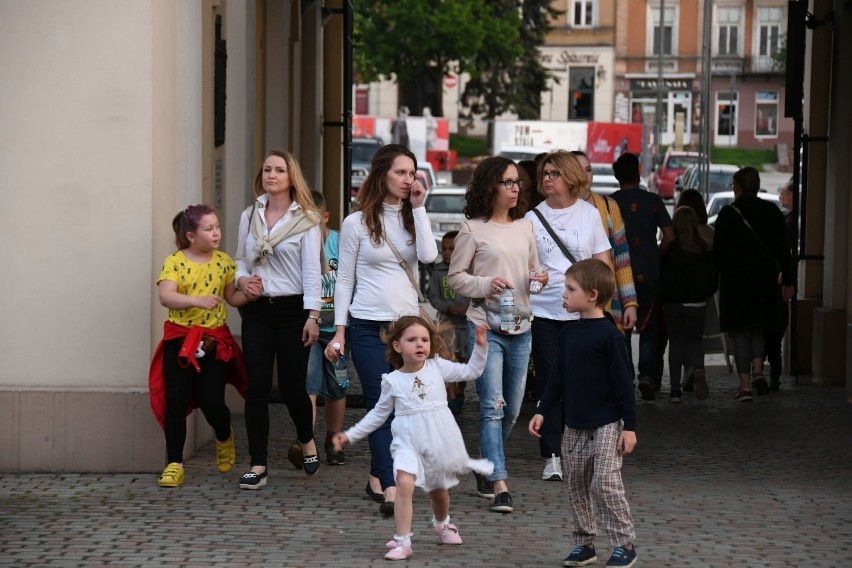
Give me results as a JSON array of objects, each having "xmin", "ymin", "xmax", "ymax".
[{"xmin": 307, "ymin": 315, "xmax": 321, "ymax": 323}]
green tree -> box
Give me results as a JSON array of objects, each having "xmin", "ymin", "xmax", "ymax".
[
  {"xmin": 461, "ymin": 0, "xmax": 561, "ymax": 120},
  {"xmin": 353, "ymin": 0, "xmax": 489, "ymax": 116}
]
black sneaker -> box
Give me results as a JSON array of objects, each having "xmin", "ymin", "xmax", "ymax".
[
  {"xmin": 474, "ymin": 472, "xmax": 494, "ymax": 499},
  {"xmin": 490, "ymin": 491, "xmax": 513, "ymax": 513},
  {"xmin": 563, "ymin": 544, "xmax": 597, "ymax": 566},
  {"xmin": 637, "ymin": 377, "xmax": 655, "ymax": 401},
  {"xmin": 752, "ymin": 374, "xmax": 770, "ymax": 396},
  {"xmin": 239, "ymin": 470, "xmax": 268, "ymax": 490},
  {"xmin": 669, "ymin": 390, "xmax": 682, "ymax": 403},
  {"xmin": 324, "ymin": 440, "xmax": 345, "ymax": 465},
  {"xmin": 605, "ymin": 545, "xmax": 636, "ymax": 567}
]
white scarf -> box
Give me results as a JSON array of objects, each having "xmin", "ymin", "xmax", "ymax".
[{"xmin": 249, "ymin": 203, "xmax": 319, "ymax": 267}]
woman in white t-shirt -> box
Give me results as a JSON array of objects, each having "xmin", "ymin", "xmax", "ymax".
[
  {"xmin": 325, "ymin": 144, "xmax": 438, "ymax": 515},
  {"xmin": 447, "ymin": 156, "xmax": 545, "ymax": 515},
  {"xmin": 524, "ymin": 150, "xmax": 611, "ymax": 482}
]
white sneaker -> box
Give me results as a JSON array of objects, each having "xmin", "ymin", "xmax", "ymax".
[{"xmin": 542, "ymin": 454, "xmax": 562, "ymax": 481}]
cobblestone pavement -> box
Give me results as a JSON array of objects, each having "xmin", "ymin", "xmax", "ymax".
[{"xmin": 2, "ymin": 368, "xmax": 851, "ymax": 567}]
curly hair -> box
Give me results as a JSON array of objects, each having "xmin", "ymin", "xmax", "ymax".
[
  {"xmin": 253, "ymin": 150, "xmax": 319, "ymax": 217},
  {"xmin": 463, "ymin": 156, "xmax": 527, "ymax": 221},
  {"xmin": 172, "ymin": 204, "xmax": 216, "ymax": 250},
  {"xmin": 382, "ymin": 314, "xmax": 454, "ymax": 369},
  {"xmin": 355, "ymin": 144, "xmax": 417, "ymax": 246},
  {"xmin": 538, "ymin": 151, "xmax": 588, "ymax": 198}
]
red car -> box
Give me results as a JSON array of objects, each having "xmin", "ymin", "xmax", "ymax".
[{"xmin": 650, "ymin": 150, "xmax": 702, "ymax": 199}]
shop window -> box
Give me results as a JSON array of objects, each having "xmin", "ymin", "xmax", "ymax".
[
  {"xmin": 755, "ymin": 91, "xmax": 779, "ymax": 137},
  {"xmin": 569, "ymin": 67, "xmax": 594, "ymax": 120}
]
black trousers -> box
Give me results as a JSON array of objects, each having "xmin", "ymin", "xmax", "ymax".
[
  {"xmin": 163, "ymin": 338, "xmax": 231, "ymax": 464},
  {"xmin": 531, "ymin": 317, "xmax": 577, "ymax": 458},
  {"xmin": 241, "ymin": 296, "xmax": 314, "ymax": 467}
]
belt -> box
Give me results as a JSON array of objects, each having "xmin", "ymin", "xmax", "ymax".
[{"xmin": 261, "ymin": 295, "xmax": 298, "ymax": 304}]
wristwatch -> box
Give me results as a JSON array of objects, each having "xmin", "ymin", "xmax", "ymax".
[{"xmin": 307, "ymin": 314, "xmax": 321, "ymax": 323}]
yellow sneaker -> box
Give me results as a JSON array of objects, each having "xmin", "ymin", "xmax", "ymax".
[
  {"xmin": 216, "ymin": 428, "xmax": 236, "ymax": 473},
  {"xmin": 158, "ymin": 462, "xmax": 184, "ymax": 488}
]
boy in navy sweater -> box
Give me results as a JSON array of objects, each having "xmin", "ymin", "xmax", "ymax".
[{"xmin": 529, "ymin": 259, "xmax": 638, "ymax": 568}]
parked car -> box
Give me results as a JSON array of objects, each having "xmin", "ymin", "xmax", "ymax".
[
  {"xmin": 650, "ymin": 150, "xmax": 702, "ymax": 200},
  {"xmin": 674, "ymin": 163, "xmax": 740, "ymax": 201},
  {"xmin": 590, "ymin": 163, "xmax": 621, "ymax": 195},
  {"xmin": 416, "ymin": 162, "xmax": 438, "ymax": 191},
  {"xmin": 424, "ymin": 185, "xmax": 467, "ymax": 246},
  {"xmin": 497, "ymin": 145, "xmax": 551, "ymax": 162},
  {"xmin": 351, "ymin": 136, "xmax": 384, "ymax": 195},
  {"xmin": 706, "ymin": 190, "xmax": 786, "ymax": 227}
]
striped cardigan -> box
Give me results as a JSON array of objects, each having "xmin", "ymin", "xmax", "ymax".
[{"xmin": 588, "ymin": 193, "xmax": 638, "ymax": 331}]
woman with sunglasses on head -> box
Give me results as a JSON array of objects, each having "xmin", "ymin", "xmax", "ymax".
[
  {"xmin": 524, "ymin": 151, "xmax": 612, "ymax": 483},
  {"xmin": 447, "ymin": 156, "xmax": 546, "ymax": 514}
]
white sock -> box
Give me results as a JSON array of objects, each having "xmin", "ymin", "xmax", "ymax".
[{"xmin": 431, "ymin": 516, "xmax": 450, "ymax": 528}]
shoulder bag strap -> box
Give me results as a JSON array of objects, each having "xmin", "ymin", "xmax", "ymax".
[
  {"xmin": 730, "ymin": 204, "xmax": 780, "ymax": 274},
  {"xmin": 384, "ymin": 234, "xmax": 426, "ymax": 303},
  {"xmin": 531, "ymin": 208, "xmax": 577, "ymax": 264}
]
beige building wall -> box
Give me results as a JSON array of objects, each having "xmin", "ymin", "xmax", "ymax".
[{"xmin": 0, "ymin": 0, "xmax": 337, "ymax": 472}]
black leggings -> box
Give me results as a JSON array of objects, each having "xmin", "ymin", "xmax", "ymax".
[
  {"xmin": 163, "ymin": 338, "xmax": 231, "ymax": 464},
  {"xmin": 241, "ymin": 296, "xmax": 313, "ymax": 467}
]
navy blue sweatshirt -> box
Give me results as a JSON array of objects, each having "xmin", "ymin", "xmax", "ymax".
[{"xmin": 537, "ymin": 317, "xmax": 637, "ymax": 432}]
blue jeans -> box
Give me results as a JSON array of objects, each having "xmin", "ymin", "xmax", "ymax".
[
  {"xmin": 348, "ymin": 318, "xmax": 395, "ymax": 489},
  {"xmin": 470, "ymin": 322, "xmax": 531, "ymax": 482},
  {"xmin": 625, "ymin": 307, "xmax": 659, "ymax": 382}
]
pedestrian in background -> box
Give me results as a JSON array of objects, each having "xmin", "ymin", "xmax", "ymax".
[
  {"xmin": 714, "ymin": 167, "xmax": 793, "ymax": 401},
  {"xmin": 610, "ymin": 153, "xmax": 674, "ymax": 401},
  {"xmin": 660, "ymin": 207, "xmax": 718, "ymax": 402}
]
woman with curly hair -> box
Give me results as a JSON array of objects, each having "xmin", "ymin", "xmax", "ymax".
[
  {"xmin": 325, "ymin": 144, "xmax": 438, "ymax": 514},
  {"xmin": 448, "ymin": 156, "xmax": 545, "ymax": 514}
]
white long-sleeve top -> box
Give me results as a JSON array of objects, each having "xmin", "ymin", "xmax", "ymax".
[
  {"xmin": 334, "ymin": 203, "xmax": 438, "ymax": 325},
  {"xmin": 234, "ymin": 194, "xmax": 322, "ymax": 310}
]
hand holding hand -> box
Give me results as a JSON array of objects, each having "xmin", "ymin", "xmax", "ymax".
[
  {"xmin": 331, "ymin": 432, "xmax": 349, "ymax": 452},
  {"xmin": 240, "ymin": 276, "xmax": 263, "ymax": 300}
]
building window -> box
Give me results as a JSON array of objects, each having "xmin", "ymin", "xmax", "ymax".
[
  {"xmin": 569, "ymin": 67, "xmax": 595, "ymax": 120},
  {"xmin": 571, "ymin": 0, "xmax": 595, "ymax": 27},
  {"xmin": 716, "ymin": 6, "xmax": 742, "ymax": 56},
  {"xmin": 755, "ymin": 91, "xmax": 779, "ymax": 137},
  {"xmin": 757, "ymin": 6, "xmax": 783, "ymax": 57},
  {"xmin": 648, "ymin": 5, "xmax": 676, "ymax": 56}
]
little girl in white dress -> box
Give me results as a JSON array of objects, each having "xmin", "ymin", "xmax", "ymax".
[{"xmin": 333, "ymin": 314, "xmax": 492, "ymax": 561}]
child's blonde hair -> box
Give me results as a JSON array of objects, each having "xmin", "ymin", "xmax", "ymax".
[
  {"xmin": 383, "ymin": 314, "xmax": 454, "ymax": 369},
  {"xmin": 566, "ymin": 259, "xmax": 615, "ymax": 307}
]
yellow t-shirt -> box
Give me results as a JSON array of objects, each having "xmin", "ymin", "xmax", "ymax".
[{"xmin": 157, "ymin": 249, "xmax": 236, "ymax": 328}]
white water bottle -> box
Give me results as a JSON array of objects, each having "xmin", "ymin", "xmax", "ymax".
[
  {"xmin": 332, "ymin": 342, "xmax": 350, "ymax": 388},
  {"xmin": 499, "ymin": 288, "xmax": 515, "ymax": 332}
]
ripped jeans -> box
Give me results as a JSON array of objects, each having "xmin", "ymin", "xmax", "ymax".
[{"xmin": 470, "ymin": 322, "xmax": 531, "ymax": 482}]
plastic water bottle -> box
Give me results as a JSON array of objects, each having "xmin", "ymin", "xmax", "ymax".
[
  {"xmin": 332, "ymin": 342, "xmax": 350, "ymax": 388},
  {"xmin": 499, "ymin": 288, "xmax": 515, "ymax": 332}
]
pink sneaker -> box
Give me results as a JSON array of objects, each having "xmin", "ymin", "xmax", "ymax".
[
  {"xmin": 384, "ymin": 540, "xmax": 413, "ymax": 561},
  {"xmin": 433, "ymin": 522, "xmax": 463, "ymax": 545}
]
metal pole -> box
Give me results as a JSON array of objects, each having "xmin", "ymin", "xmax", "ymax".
[
  {"xmin": 656, "ymin": 0, "xmax": 666, "ymax": 154},
  {"xmin": 343, "ymin": 1, "xmax": 353, "ymax": 217},
  {"xmin": 699, "ymin": 0, "xmax": 712, "ymax": 200}
]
